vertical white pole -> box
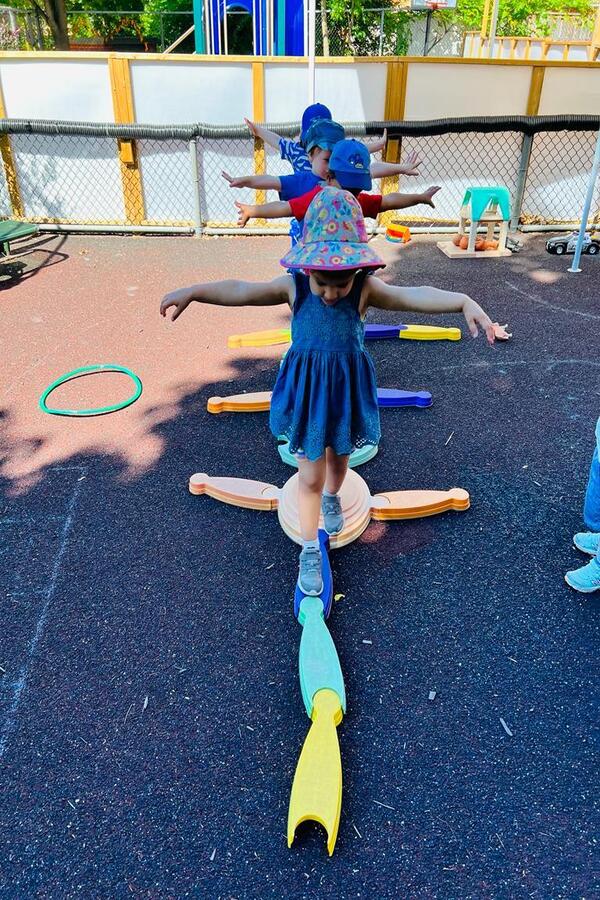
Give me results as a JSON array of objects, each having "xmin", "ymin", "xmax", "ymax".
[
  {"xmin": 307, "ymin": 0, "xmax": 316, "ymax": 103},
  {"xmin": 568, "ymin": 128, "xmax": 600, "ymax": 274},
  {"xmin": 488, "ymin": 0, "xmax": 500, "ymax": 59},
  {"xmin": 303, "ymin": 0, "xmax": 308, "ymax": 56}
]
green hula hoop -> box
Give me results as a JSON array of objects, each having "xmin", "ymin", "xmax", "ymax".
[{"xmin": 39, "ymin": 364, "xmax": 143, "ymax": 417}]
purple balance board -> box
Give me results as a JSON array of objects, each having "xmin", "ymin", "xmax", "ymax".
[
  {"xmin": 377, "ymin": 388, "xmax": 432, "ymax": 408},
  {"xmin": 365, "ymin": 324, "xmax": 407, "ymax": 340},
  {"xmin": 294, "ymin": 529, "xmax": 333, "ymax": 621}
]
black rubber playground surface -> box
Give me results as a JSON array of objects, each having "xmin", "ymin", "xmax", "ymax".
[{"xmin": 1, "ymin": 232, "xmax": 599, "ymax": 898}]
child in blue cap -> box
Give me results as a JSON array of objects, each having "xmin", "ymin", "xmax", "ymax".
[
  {"xmin": 565, "ymin": 416, "xmax": 600, "ymax": 593},
  {"xmin": 224, "ymin": 123, "xmax": 423, "ymax": 244},
  {"xmin": 160, "ymin": 188, "xmax": 496, "ymax": 596},
  {"xmin": 234, "ymin": 138, "xmax": 439, "ymax": 228}
]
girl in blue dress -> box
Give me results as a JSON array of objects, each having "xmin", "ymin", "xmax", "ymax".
[{"xmin": 160, "ymin": 187, "xmax": 496, "ymax": 596}]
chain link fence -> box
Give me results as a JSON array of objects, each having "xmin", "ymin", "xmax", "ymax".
[{"xmin": 0, "ymin": 117, "xmax": 599, "ymax": 233}]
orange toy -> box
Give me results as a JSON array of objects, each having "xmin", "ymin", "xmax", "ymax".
[
  {"xmin": 385, "ymin": 224, "xmax": 411, "ymax": 243},
  {"xmin": 207, "ymin": 391, "xmax": 272, "ymax": 413}
]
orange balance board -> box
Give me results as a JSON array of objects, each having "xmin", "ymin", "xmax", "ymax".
[
  {"xmin": 189, "ymin": 470, "xmax": 470, "ymax": 548},
  {"xmin": 207, "ymin": 391, "xmax": 272, "ymax": 413}
]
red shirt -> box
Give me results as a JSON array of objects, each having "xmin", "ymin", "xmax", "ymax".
[{"xmin": 288, "ymin": 185, "xmax": 383, "ymax": 221}]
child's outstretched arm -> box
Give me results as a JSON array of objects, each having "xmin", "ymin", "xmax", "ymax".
[
  {"xmin": 235, "ymin": 199, "xmax": 293, "ymax": 226},
  {"xmin": 380, "ymin": 186, "xmax": 440, "ymax": 212},
  {"xmin": 370, "ymin": 149, "xmax": 422, "ymax": 179},
  {"xmin": 160, "ymin": 275, "xmax": 293, "ymax": 321},
  {"xmin": 244, "ymin": 117, "xmax": 282, "ymax": 151},
  {"xmin": 365, "ymin": 128, "xmax": 388, "ymax": 155},
  {"xmin": 362, "ymin": 278, "xmax": 496, "ymax": 344},
  {"xmin": 222, "ymin": 170, "xmax": 282, "ymax": 190}
]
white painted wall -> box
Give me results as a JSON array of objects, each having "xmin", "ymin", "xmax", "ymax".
[
  {"xmin": 263, "ymin": 62, "xmax": 387, "ymax": 122},
  {"xmin": 0, "ymin": 59, "xmax": 113, "ymax": 121},
  {"xmin": 130, "ymin": 61, "xmax": 253, "ymax": 124},
  {"xmin": 538, "ymin": 67, "xmax": 600, "ymax": 115},
  {"xmin": 404, "ymin": 63, "xmax": 532, "ymax": 118}
]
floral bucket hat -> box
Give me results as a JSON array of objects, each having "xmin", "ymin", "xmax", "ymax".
[{"xmin": 280, "ymin": 186, "xmax": 385, "ymax": 271}]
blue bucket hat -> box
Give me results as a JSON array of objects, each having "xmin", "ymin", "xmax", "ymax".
[
  {"xmin": 301, "ymin": 103, "xmax": 332, "ymax": 142},
  {"xmin": 329, "ymin": 139, "xmax": 372, "ymax": 191},
  {"xmin": 304, "ymin": 118, "xmax": 345, "ymax": 154},
  {"xmin": 280, "ymin": 187, "xmax": 384, "ymax": 272}
]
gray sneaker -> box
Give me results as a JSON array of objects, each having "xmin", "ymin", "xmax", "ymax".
[
  {"xmin": 321, "ymin": 493, "xmax": 344, "ymax": 535},
  {"xmin": 298, "ymin": 546, "xmax": 323, "ymax": 596}
]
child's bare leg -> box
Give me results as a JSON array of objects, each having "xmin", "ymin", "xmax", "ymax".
[
  {"xmin": 297, "ymin": 455, "xmax": 327, "ymax": 541},
  {"xmin": 322, "ymin": 448, "xmax": 350, "ymax": 535},
  {"xmin": 324, "ymin": 448, "xmax": 350, "ymax": 494}
]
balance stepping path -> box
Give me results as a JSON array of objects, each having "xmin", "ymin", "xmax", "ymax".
[{"xmin": 207, "ymin": 388, "xmax": 432, "ymax": 414}]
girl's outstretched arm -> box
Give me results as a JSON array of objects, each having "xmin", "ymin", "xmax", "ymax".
[
  {"xmin": 160, "ymin": 275, "xmax": 294, "ymax": 321},
  {"xmin": 362, "ymin": 277, "xmax": 496, "ymax": 344}
]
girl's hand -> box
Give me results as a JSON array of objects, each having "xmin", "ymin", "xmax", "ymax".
[
  {"xmin": 235, "ymin": 201, "xmax": 254, "ymax": 227},
  {"xmin": 422, "ymin": 185, "xmax": 441, "ymax": 207},
  {"xmin": 370, "ymin": 128, "xmax": 388, "ymax": 154},
  {"xmin": 463, "ymin": 297, "xmax": 496, "ymax": 345},
  {"xmin": 244, "ymin": 117, "xmax": 258, "ymax": 137},
  {"xmin": 222, "ymin": 170, "xmax": 250, "ymax": 188},
  {"xmin": 160, "ymin": 287, "xmax": 194, "ymax": 322},
  {"xmin": 399, "ymin": 149, "xmax": 422, "ymax": 176}
]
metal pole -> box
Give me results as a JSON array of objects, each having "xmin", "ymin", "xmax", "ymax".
[
  {"xmin": 189, "ymin": 137, "xmax": 203, "ymax": 236},
  {"xmin": 378, "ymin": 8, "xmax": 384, "ymax": 56},
  {"xmin": 568, "ymin": 127, "xmax": 600, "ymax": 274},
  {"xmin": 223, "ymin": 4, "xmax": 228, "ymax": 55},
  {"xmin": 511, "ymin": 132, "xmax": 533, "ymax": 230},
  {"xmin": 303, "ymin": 0, "xmax": 308, "ymax": 57},
  {"xmin": 488, "ymin": 0, "xmax": 500, "ymax": 58},
  {"xmin": 307, "ymin": 0, "xmax": 316, "ymax": 103},
  {"xmin": 159, "ymin": 11, "xmax": 165, "ymax": 52}
]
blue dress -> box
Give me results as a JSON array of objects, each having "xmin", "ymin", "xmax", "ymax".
[{"xmin": 270, "ymin": 272, "xmax": 381, "ymax": 461}]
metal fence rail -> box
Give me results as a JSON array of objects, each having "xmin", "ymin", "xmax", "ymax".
[{"xmin": 1, "ymin": 116, "xmax": 599, "ymax": 234}]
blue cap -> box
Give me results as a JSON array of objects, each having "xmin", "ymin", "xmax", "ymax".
[
  {"xmin": 301, "ymin": 103, "xmax": 332, "ymax": 141},
  {"xmin": 304, "ymin": 119, "xmax": 345, "ymax": 154},
  {"xmin": 329, "ymin": 139, "xmax": 372, "ymax": 191}
]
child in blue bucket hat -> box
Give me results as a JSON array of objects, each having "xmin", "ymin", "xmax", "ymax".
[{"xmin": 160, "ymin": 187, "xmax": 496, "ymax": 596}]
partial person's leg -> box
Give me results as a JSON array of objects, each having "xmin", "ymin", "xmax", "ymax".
[
  {"xmin": 321, "ymin": 449, "xmax": 350, "ymax": 535},
  {"xmin": 567, "ymin": 419, "xmax": 600, "ymax": 592},
  {"xmin": 297, "ymin": 455, "xmax": 327, "ymax": 541},
  {"xmin": 583, "ymin": 417, "xmax": 600, "ymax": 532},
  {"xmin": 296, "ymin": 455, "xmax": 327, "ymax": 595}
]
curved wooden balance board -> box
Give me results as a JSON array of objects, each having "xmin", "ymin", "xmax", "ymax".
[
  {"xmin": 288, "ymin": 687, "xmax": 343, "ymax": 857},
  {"xmin": 189, "ymin": 470, "xmax": 470, "ymax": 548},
  {"xmin": 208, "ymin": 388, "xmax": 432, "ymax": 415}
]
